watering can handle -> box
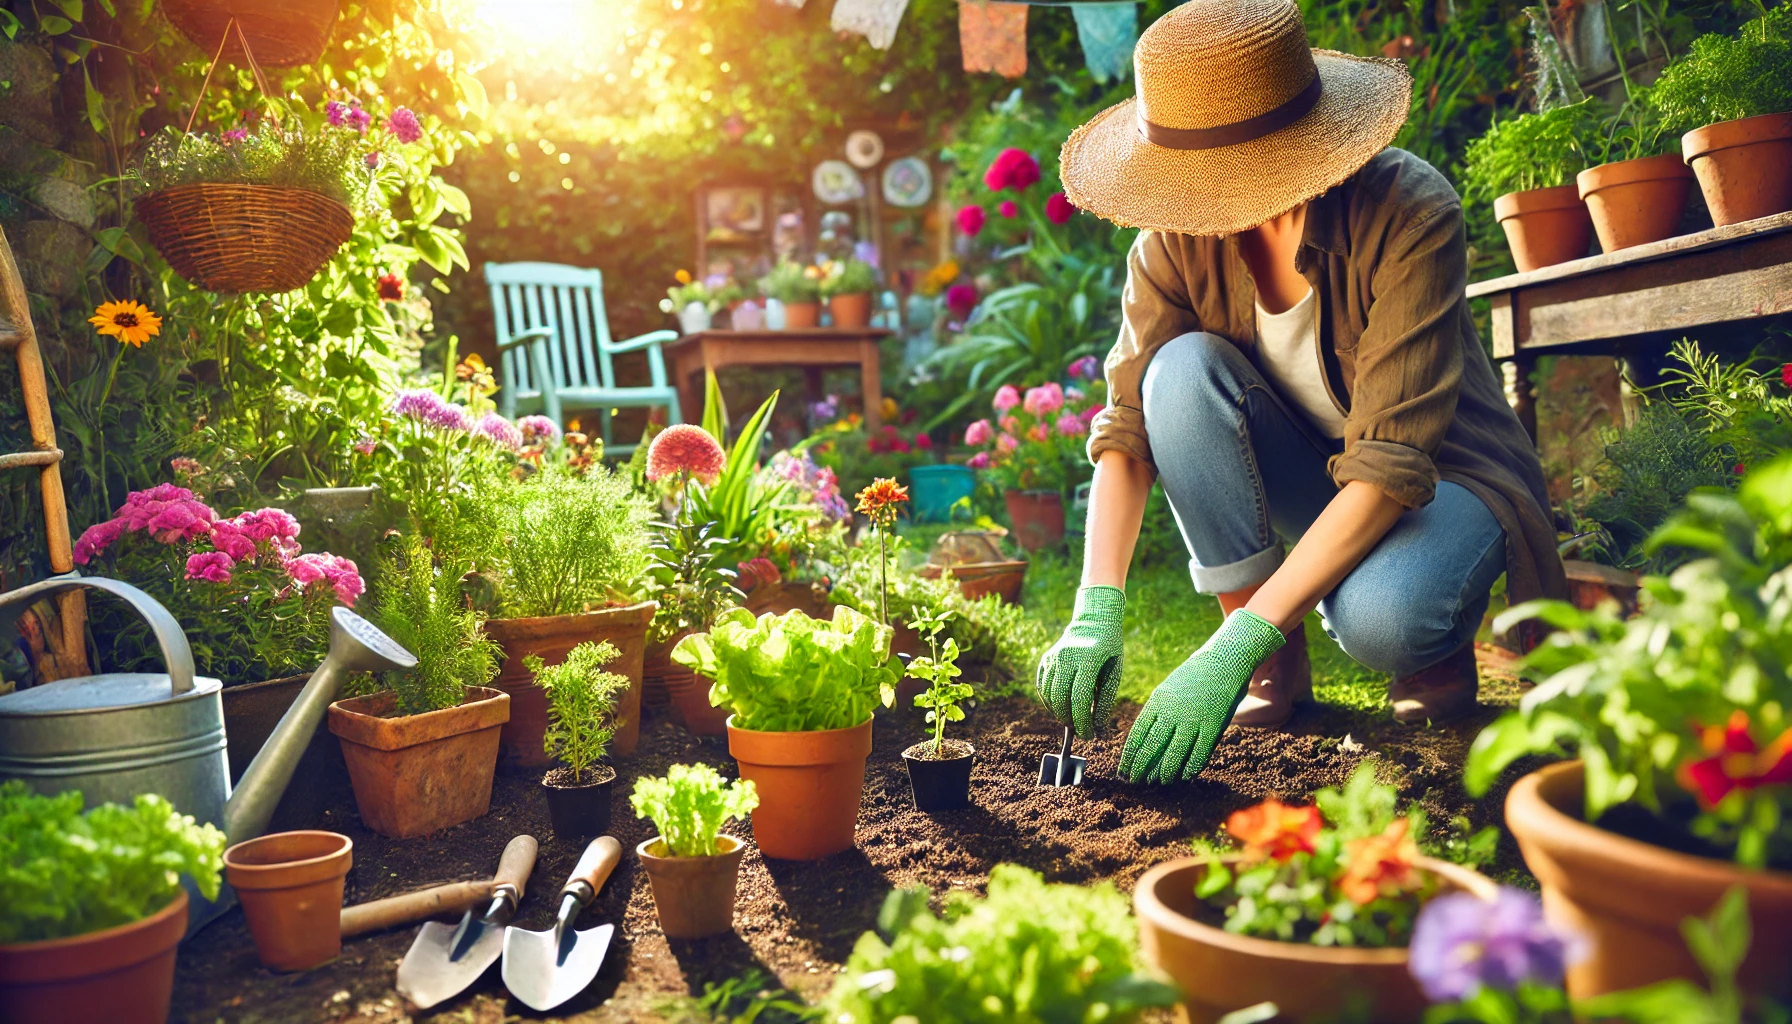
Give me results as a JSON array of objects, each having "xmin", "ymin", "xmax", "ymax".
[{"xmin": 0, "ymin": 575, "xmax": 195, "ymax": 694}]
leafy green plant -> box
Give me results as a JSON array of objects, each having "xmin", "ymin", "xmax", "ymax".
[
  {"xmin": 683, "ymin": 384, "xmax": 802, "ymax": 568},
  {"xmin": 1652, "ymin": 6, "xmax": 1792, "ymax": 134},
  {"xmin": 656, "ymin": 968, "xmax": 817, "ymax": 1024},
  {"xmin": 823, "ymin": 864, "xmax": 1179, "ymax": 1023},
  {"xmin": 818, "ymin": 258, "xmax": 878, "ymax": 298},
  {"xmin": 528, "ymin": 641, "xmax": 628, "ymax": 781},
  {"xmin": 757, "ymin": 261, "xmax": 822, "ymax": 304},
  {"xmin": 1656, "ymin": 339, "xmax": 1792, "ymax": 470},
  {"xmin": 1461, "ymin": 99, "xmax": 1607, "ymax": 202},
  {"xmin": 490, "ymin": 465, "xmax": 653, "ymax": 618},
  {"xmin": 904, "ymin": 607, "xmax": 973, "ymax": 756},
  {"xmin": 671, "ymin": 607, "xmax": 898, "ymax": 732},
  {"xmin": 648, "ymin": 515, "xmax": 745, "ymax": 645},
  {"xmin": 132, "ymin": 122, "xmax": 372, "ymax": 208},
  {"xmin": 630, "ymin": 762, "xmax": 760, "ymax": 857},
  {"xmin": 1574, "ymin": 401, "xmax": 1731, "ymax": 572},
  {"xmin": 0, "ymin": 782, "xmax": 225, "ymax": 943},
  {"xmin": 363, "ymin": 534, "xmax": 501, "ymax": 716}
]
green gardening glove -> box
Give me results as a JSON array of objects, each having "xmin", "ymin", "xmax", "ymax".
[
  {"xmin": 1035, "ymin": 586, "xmax": 1126, "ymax": 739},
  {"xmin": 1119, "ymin": 609, "xmax": 1286, "ymax": 785}
]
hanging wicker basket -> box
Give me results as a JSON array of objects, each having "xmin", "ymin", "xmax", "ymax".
[
  {"xmin": 162, "ymin": 0, "xmax": 339, "ymax": 68},
  {"xmin": 136, "ymin": 184, "xmax": 354, "ymax": 295}
]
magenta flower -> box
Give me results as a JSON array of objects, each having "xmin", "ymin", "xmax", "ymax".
[
  {"xmin": 1023, "ymin": 382, "xmax": 1065, "ymax": 417},
  {"xmin": 1046, "ymin": 191, "xmax": 1076, "ymax": 225},
  {"xmin": 326, "ymin": 100, "xmax": 348, "ymax": 126},
  {"xmin": 474, "ymin": 412, "xmax": 523, "ymax": 450},
  {"xmin": 964, "ymin": 419, "xmax": 994, "ymax": 446},
  {"xmin": 352, "ymin": 437, "xmax": 378, "ymax": 455},
  {"xmin": 115, "ymin": 484, "xmax": 217, "ymax": 543},
  {"xmin": 956, "ymin": 204, "xmax": 987, "ymax": 237},
  {"xmin": 1055, "ymin": 412, "xmax": 1087, "ymax": 437},
  {"xmin": 992, "ymin": 385, "xmax": 1021, "ymax": 413},
  {"xmin": 387, "ymin": 107, "xmax": 423, "ymax": 143},
  {"xmin": 365, "ymin": 151, "xmax": 383, "ymax": 169},
  {"xmin": 1069, "ymin": 354, "xmax": 1101, "ymax": 381},
  {"xmin": 72, "ymin": 518, "xmax": 128, "ymax": 565},
  {"xmin": 221, "ymin": 128, "xmax": 249, "ymax": 144},
  {"xmin": 211, "ymin": 508, "xmax": 301, "ymax": 562},
  {"xmin": 945, "ymin": 283, "xmax": 978, "ymax": 320},
  {"xmin": 517, "ymin": 415, "xmax": 561, "ymax": 442},
  {"xmin": 983, "ymin": 147, "xmax": 1041, "ymax": 192},
  {"xmin": 996, "ymin": 433, "xmax": 1019, "ymax": 454},
  {"xmin": 998, "ymin": 200, "xmax": 1019, "ymax": 218},
  {"xmin": 185, "ymin": 551, "xmax": 234, "ymax": 584},
  {"xmin": 968, "ymin": 451, "xmax": 991, "ymax": 470},
  {"xmin": 284, "ymin": 553, "xmax": 365, "ymax": 607},
  {"xmin": 345, "ymin": 102, "xmax": 372, "ymax": 133}
]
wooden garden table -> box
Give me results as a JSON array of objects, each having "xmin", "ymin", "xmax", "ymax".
[
  {"xmin": 667, "ymin": 328, "xmax": 893, "ymax": 431},
  {"xmin": 1466, "ymin": 210, "xmax": 1792, "ymax": 442}
]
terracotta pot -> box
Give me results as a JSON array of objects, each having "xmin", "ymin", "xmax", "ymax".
[
  {"xmin": 223, "ymin": 831, "xmax": 353, "ymax": 972},
  {"xmin": 783, "ymin": 301, "xmax": 821, "ymax": 329},
  {"xmin": 1505, "ymin": 760, "xmax": 1792, "ymax": 1000},
  {"xmin": 1683, "ymin": 112, "xmax": 1792, "ymax": 227},
  {"xmin": 641, "ymin": 636, "xmax": 677, "ymax": 711},
  {"xmin": 744, "ymin": 581, "xmax": 833, "ymax": 618},
  {"xmin": 1576, "ymin": 153, "xmax": 1695, "ymax": 253},
  {"xmin": 1003, "ymin": 489, "xmax": 1066, "ymax": 551},
  {"xmin": 636, "ymin": 835, "xmax": 747, "ymax": 939},
  {"xmin": 903, "ymin": 740, "xmax": 974, "ymax": 812},
  {"xmin": 541, "ymin": 764, "xmax": 615, "ymax": 839},
  {"xmin": 1135, "ymin": 855, "xmax": 1495, "ymax": 1024},
  {"xmin": 917, "ymin": 560, "xmax": 1028, "ymax": 603},
  {"xmin": 221, "ymin": 672, "xmax": 350, "ymax": 833},
  {"xmin": 0, "ymin": 889, "xmax": 187, "ymax": 1024},
  {"xmin": 827, "ymin": 292, "xmax": 874, "ymax": 329},
  {"xmin": 727, "ymin": 715, "xmax": 872, "ymax": 860},
  {"xmin": 663, "ymin": 664, "xmax": 729, "ymax": 735},
  {"xmin": 326, "ymin": 687, "xmax": 510, "ymax": 838},
  {"xmin": 484, "ymin": 601, "xmax": 655, "ymax": 764},
  {"xmin": 1494, "ymin": 184, "xmax": 1594, "ymax": 271},
  {"xmin": 1562, "ymin": 559, "xmax": 1641, "ymax": 616}
]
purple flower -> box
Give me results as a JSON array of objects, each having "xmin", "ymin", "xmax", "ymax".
[
  {"xmin": 852, "ymin": 240, "xmax": 879, "ymax": 268},
  {"xmin": 390, "ymin": 389, "xmax": 471, "ymax": 432},
  {"xmin": 326, "ymin": 100, "xmax": 348, "ymax": 126},
  {"xmin": 347, "ymin": 103, "xmax": 372, "ymax": 133},
  {"xmin": 221, "ymin": 128, "xmax": 248, "ymax": 144},
  {"xmin": 517, "ymin": 415, "xmax": 560, "ymax": 442},
  {"xmin": 387, "ymin": 107, "xmax": 422, "ymax": 143},
  {"xmin": 185, "ymin": 551, "xmax": 234, "ymax": 584},
  {"xmin": 1408, "ymin": 887, "xmax": 1585, "ymax": 1003},
  {"xmin": 473, "ymin": 412, "xmax": 523, "ymax": 450},
  {"xmin": 1069, "ymin": 355, "xmax": 1101, "ymax": 381},
  {"xmin": 810, "ymin": 395, "xmax": 840, "ymax": 422}
]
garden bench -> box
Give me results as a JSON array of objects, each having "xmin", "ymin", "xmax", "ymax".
[{"xmin": 483, "ymin": 261, "xmax": 683, "ymax": 450}]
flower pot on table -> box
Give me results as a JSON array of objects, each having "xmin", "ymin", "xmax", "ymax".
[
  {"xmin": 0, "ymin": 889, "xmax": 187, "ymax": 1024},
  {"xmin": 678, "ymin": 301, "xmax": 713, "ymax": 334},
  {"xmin": 484, "ymin": 601, "xmax": 655, "ymax": 764},
  {"xmin": 782, "ymin": 301, "xmax": 821, "ymax": 329},
  {"xmin": 1134, "ymin": 855, "xmax": 1494, "ymax": 1024},
  {"xmin": 1003, "ymin": 489, "xmax": 1066, "ymax": 551},
  {"xmin": 1504, "ymin": 760, "xmax": 1792, "ymax": 1000},
  {"xmin": 326, "ymin": 687, "xmax": 509, "ymax": 838},
  {"xmin": 636, "ymin": 835, "xmax": 747, "ymax": 939},
  {"xmin": 223, "ymin": 830, "xmax": 353, "ymax": 972},
  {"xmin": 1576, "ymin": 153, "xmax": 1695, "ymax": 253},
  {"xmin": 907, "ymin": 464, "xmax": 975, "ymax": 523},
  {"xmin": 727, "ymin": 716, "xmax": 872, "ymax": 860},
  {"xmin": 1493, "ymin": 184, "xmax": 1593, "ymax": 271},
  {"xmin": 1682, "ymin": 112, "xmax": 1792, "ymax": 227},
  {"xmin": 541, "ymin": 764, "xmax": 616, "ymax": 839},
  {"xmin": 902, "ymin": 740, "xmax": 974, "ymax": 812},
  {"xmin": 828, "ymin": 292, "xmax": 874, "ymax": 329},
  {"xmin": 136, "ymin": 184, "xmax": 353, "ymax": 294}
]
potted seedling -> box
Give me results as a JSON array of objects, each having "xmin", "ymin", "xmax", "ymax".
[
  {"xmin": 1461, "ymin": 99, "xmax": 1604, "ymax": 271},
  {"xmin": 818, "ymin": 258, "xmax": 878, "ymax": 329},
  {"xmin": 900, "ymin": 607, "xmax": 976, "ymax": 812},
  {"xmin": 0, "ymin": 783, "xmax": 225, "ymax": 1024},
  {"xmin": 644, "ymin": 515, "xmax": 744, "ymax": 736},
  {"xmin": 529, "ymin": 641, "xmax": 630, "ymax": 838},
  {"xmin": 672, "ymin": 606, "xmax": 898, "ymax": 860},
  {"xmin": 757, "ymin": 260, "xmax": 823, "ymax": 329},
  {"xmin": 630, "ymin": 763, "xmax": 760, "ymax": 939}
]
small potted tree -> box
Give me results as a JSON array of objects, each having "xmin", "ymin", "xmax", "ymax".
[
  {"xmin": 529, "ymin": 641, "xmax": 630, "ymax": 838},
  {"xmin": 818, "ymin": 258, "xmax": 878, "ymax": 329},
  {"xmin": 900, "ymin": 607, "xmax": 976, "ymax": 812},
  {"xmin": 630, "ymin": 763, "xmax": 760, "ymax": 939},
  {"xmin": 644, "ymin": 516, "xmax": 744, "ymax": 736},
  {"xmin": 1461, "ymin": 99, "xmax": 1604, "ymax": 271},
  {"xmin": 757, "ymin": 260, "xmax": 822, "ymax": 329}
]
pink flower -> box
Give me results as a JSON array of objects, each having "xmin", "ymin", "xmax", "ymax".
[
  {"xmin": 1055, "ymin": 412, "xmax": 1087, "ymax": 437},
  {"xmin": 169, "ymin": 456, "xmax": 205, "ymax": 478},
  {"xmin": 998, "ymin": 200, "xmax": 1019, "ymax": 218},
  {"xmin": 326, "ymin": 100, "xmax": 349, "ymax": 126},
  {"xmin": 1046, "ymin": 191, "xmax": 1076, "ymax": 225},
  {"xmin": 999, "ymin": 415, "xmax": 1020, "ymax": 435},
  {"xmin": 1069, "ymin": 354, "xmax": 1101, "ymax": 381},
  {"xmin": 738, "ymin": 557, "xmax": 782, "ymax": 592},
  {"xmin": 212, "ymin": 508, "xmax": 301, "ymax": 562},
  {"xmin": 72, "ymin": 518, "xmax": 128, "ymax": 564},
  {"xmin": 968, "ymin": 451, "xmax": 992, "ymax": 469},
  {"xmin": 1027, "ymin": 423, "xmax": 1050, "ymax": 443},
  {"xmin": 996, "ymin": 434, "xmax": 1019, "ymax": 454},
  {"xmin": 284, "ymin": 553, "xmax": 365, "ymax": 607},
  {"xmin": 1782, "ymin": 362, "xmax": 1792, "ymax": 389},
  {"xmin": 232, "ymin": 508, "xmax": 300, "ymax": 545},
  {"xmin": 992, "ymin": 385, "xmax": 1021, "ymax": 412},
  {"xmin": 117, "ymin": 485, "xmax": 218, "ymax": 543},
  {"xmin": 646, "ymin": 424, "xmax": 727, "ymax": 485},
  {"xmin": 348, "ymin": 105, "xmax": 372, "ymax": 132},
  {"xmin": 221, "ymin": 128, "xmax": 248, "ymax": 144},
  {"xmin": 983, "ymin": 147, "xmax": 1041, "ymax": 192},
  {"xmin": 387, "ymin": 107, "xmax": 423, "ymax": 144},
  {"xmin": 1024, "ymin": 382, "xmax": 1065, "ymax": 417},
  {"xmin": 364, "ymin": 151, "xmax": 383, "ymax": 169},
  {"xmin": 1080, "ymin": 402, "xmax": 1104, "ymax": 425},
  {"xmin": 517, "ymin": 415, "xmax": 561, "ymax": 442},
  {"xmin": 946, "ymin": 283, "xmax": 978, "ymax": 319},
  {"xmin": 1066, "ymin": 386, "xmax": 1085, "ymax": 402},
  {"xmin": 956, "ymin": 205, "xmax": 987, "ymax": 237},
  {"xmin": 391, "ymin": 389, "xmax": 472, "ymax": 432},
  {"xmin": 184, "ymin": 551, "xmax": 234, "ymax": 584},
  {"xmin": 474, "ymin": 412, "xmax": 523, "ymax": 450},
  {"xmin": 352, "ymin": 437, "xmax": 378, "ymax": 456},
  {"xmin": 207, "ymin": 523, "xmax": 257, "ymax": 562},
  {"xmin": 964, "ymin": 419, "xmax": 994, "ymax": 446},
  {"xmin": 915, "ymin": 433, "xmax": 933, "ymax": 450}
]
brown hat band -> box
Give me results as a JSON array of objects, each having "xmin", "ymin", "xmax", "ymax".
[{"xmin": 1135, "ymin": 74, "xmax": 1323, "ymax": 151}]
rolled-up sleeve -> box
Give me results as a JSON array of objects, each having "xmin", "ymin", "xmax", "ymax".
[
  {"xmin": 1328, "ymin": 201, "xmax": 1465, "ymax": 509},
  {"xmin": 1087, "ymin": 231, "xmax": 1202, "ymax": 469}
]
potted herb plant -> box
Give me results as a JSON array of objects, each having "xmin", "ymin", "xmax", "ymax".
[
  {"xmin": 528, "ymin": 641, "xmax": 629, "ymax": 837},
  {"xmin": 1465, "ymin": 451, "xmax": 1792, "ymax": 1002},
  {"xmin": 1134, "ymin": 766, "xmax": 1497, "ymax": 1023},
  {"xmin": 326, "ymin": 535, "xmax": 508, "ymax": 839},
  {"xmin": 0, "ymin": 783, "xmax": 225, "ymax": 1024},
  {"xmin": 1461, "ymin": 100, "xmax": 1604, "ymax": 271},
  {"xmin": 644, "ymin": 516, "xmax": 744, "ymax": 736},
  {"xmin": 1652, "ymin": 7, "xmax": 1792, "ymax": 227},
  {"xmin": 818, "ymin": 258, "xmax": 878, "ymax": 329},
  {"xmin": 963, "ymin": 383, "xmax": 1102, "ymax": 550},
  {"xmin": 671, "ymin": 606, "xmax": 898, "ymax": 860},
  {"xmin": 900, "ymin": 608, "xmax": 976, "ymax": 812},
  {"xmin": 630, "ymin": 763, "xmax": 760, "ymax": 939},
  {"xmin": 1577, "ymin": 90, "xmax": 1695, "ymax": 252},
  {"xmin": 757, "ymin": 260, "xmax": 823, "ymax": 329}
]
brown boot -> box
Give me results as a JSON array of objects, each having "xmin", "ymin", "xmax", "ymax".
[
  {"xmin": 1389, "ymin": 643, "xmax": 1479, "ymax": 724},
  {"xmin": 1231, "ymin": 622, "xmax": 1313, "ymax": 728}
]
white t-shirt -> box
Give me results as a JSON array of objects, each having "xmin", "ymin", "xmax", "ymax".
[{"xmin": 1253, "ymin": 289, "xmax": 1346, "ymax": 439}]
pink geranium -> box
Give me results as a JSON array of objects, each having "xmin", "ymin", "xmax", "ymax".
[
  {"xmin": 996, "ymin": 434, "xmax": 1019, "ymax": 454},
  {"xmin": 1046, "ymin": 191, "xmax": 1076, "ymax": 225},
  {"xmin": 983, "ymin": 148, "xmax": 1041, "ymax": 192},
  {"xmin": 968, "ymin": 451, "xmax": 992, "ymax": 469},
  {"xmin": 964, "ymin": 419, "xmax": 994, "ymax": 446},
  {"xmin": 1055, "ymin": 412, "xmax": 1087, "ymax": 437},
  {"xmin": 992, "ymin": 385, "xmax": 1021, "ymax": 412},
  {"xmin": 956, "ymin": 205, "xmax": 987, "ymax": 237},
  {"xmin": 1024, "ymin": 382, "xmax": 1065, "ymax": 417},
  {"xmin": 185, "ymin": 551, "xmax": 234, "ymax": 584},
  {"xmin": 387, "ymin": 107, "xmax": 423, "ymax": 144},
  {"xmin": 284, "ymin": 553, "xmax": 365, "ymax": 607}
]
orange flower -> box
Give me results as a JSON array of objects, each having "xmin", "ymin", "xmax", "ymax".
[
  {"xmin": 89, "ymin": 300, "xmax": 162, "ymax": 347},
  {"xmin": 855, "ymin": 477, "xmax": 909, "ymax": 526},
  {"xmin": 1338, "ymin": 817, "xmax": 1422, "ymax": 905},
  {"xmin": 1225, "ymin": 798, "xmax": 1322, "ymax": 862},
  {"xmin": 674, "ymin": 269, "xmax": 693, "ymax": 285},
  {"xmin": 1677, "ymin": 709, "xmax": 1792, "ymax": 809}
]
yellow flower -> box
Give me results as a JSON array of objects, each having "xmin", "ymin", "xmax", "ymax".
[
  {"xmin": 918, "ymin": 259, "xmax": 961, "ymax": 297},
  {"xmin": 880, "ymin": 396, "xmax": 899, "ymax": 422},
  {"xmin": 674, "ymin": 269, "xmax": 693, "ymax": 285},
  {"xmin": 88, "ymin": 300, "xmax": 162, "ymax": 347},
  {"xmin": 455, "ymin": 353, "xmax": 497, "ymax": 396}
]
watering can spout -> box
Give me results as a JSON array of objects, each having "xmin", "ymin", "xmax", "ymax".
[{"xmin": 223, "ymin": 606, "xmax": 416, "ymax": 846}]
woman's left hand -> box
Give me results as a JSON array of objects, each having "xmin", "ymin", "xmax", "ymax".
[{"xmin": 1118, "ymin": 609, "xmax": 1285, "ymax": 784}]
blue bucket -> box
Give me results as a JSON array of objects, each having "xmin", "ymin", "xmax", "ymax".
[{"xmin": 908, "ymin": 464, "xmax": 975, "ymax": 523}]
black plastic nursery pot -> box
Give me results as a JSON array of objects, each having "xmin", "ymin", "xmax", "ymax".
[
  {"xmin": 541, "ymin": 764, "xmax": 616, "ymax": 839},
  {"xmin": 902, "ymin": 740, "xmax": 974, "ymax": 812}
]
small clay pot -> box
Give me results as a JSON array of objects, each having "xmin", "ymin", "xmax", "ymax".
[
  {"xmin": 542, "ymin": 764, "xmax": 616, "ymax": 839},
  {"xmin": 1493, "ymin": 184, "xmax": 1594, "ymax": 271},
  {"xmin": 902, "ymin": 740, "xmax": 974, "ymax": 812},
  {"xmin": 663, "ymin": 664, "xmax": 729, "ymax": 735},
  {"xmin": 327, "ymin": 687, "xmax": 510, "ymax": 838},
  {"xmin": 1003, "ymin": 489, "xmax": 1066, "ymax": 551},
  {"xmin": 1576, "ymin": 153, "xmax": 1695, "ymax": 253},
  {"xmin": 727, "ymin": 716, "xmax": 872, "ymax": 860},
  {"xmin": 636, "ymin": 834, "xmax": 747, "ymax": 939},
  {"xmin": 828, "ymin": 292, "xmax": 873, "ymax": 329},
  {"xmin": 782, "ymin": 301, "xmax": 821, "ymax": 329},
  {"xmin": 0, "ymin": 889, "xmax": 187, "ymax": 1024},
  {"xmin": 1682, "ymin": 112, "xmax": 1792, "ymax": 227},
  {"xmin": 484, "ymin": 601, "xmax": 656, "ymax": 764},
  {"xmin": 224, "ymin": 831, "xmax": 354, "ymax": 972}
]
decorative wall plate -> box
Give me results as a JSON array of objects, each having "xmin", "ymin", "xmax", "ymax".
[
  {"xmin": 881, "ymin": 156, "xmax": 933, "ymax": 208},
  {"xmin": 845, "ymin": 129, "xmax": 886, "ymax": 168},
  {"xmin": 812, "ymin": 160, "xmax": 866, "ymax": 205}
]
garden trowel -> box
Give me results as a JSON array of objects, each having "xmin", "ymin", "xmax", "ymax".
[
  {"xmin": 395, "ymin": 834, "xmax": 540, "ymax": 1010},
  {"xmin": 502, "ymin": 836, "xmax": 622, "ymax": 1012},
  {"xmin": 1039, "ymin": 725, "xmax": 1086, "ymax": 786}
]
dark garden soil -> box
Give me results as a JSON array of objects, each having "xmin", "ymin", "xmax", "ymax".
[{"xmin": 173, "ymin": 658, "xmax": 1537, "ymax": 1024}]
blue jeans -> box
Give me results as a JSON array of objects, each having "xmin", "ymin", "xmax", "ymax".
[{"xmin": 1140, "ymin": 332, "xmax": 1505, "ymax": 676}]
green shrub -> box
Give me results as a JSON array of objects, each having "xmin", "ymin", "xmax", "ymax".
[
  {"xmin": 630, "ymin": 763, "xmax": 759, "ymax": 857},
  {"xmin": 0, "ymin": 782, "xmax": 225, "ymax": 943},
  {"xmin": 528, "ymin": 641, "xmax": 629, "ymax": 780},
  {"xmin": 757, "ymin": 261, "xmax": 821, "ymax": 304},
  {"xmin": 818, "ymin": 258, "xmax": 878, "ymax": 297},
  {"xmin": 1652, "ymin": 6, "xmax": 1792, "ymax": 134},
  {"xmin": 1461, "ymin": 99, "xmax": 1606, "ymax": 203},
  {"xmin": 648, "ymin": 516, "xmax": 746, "ymax": 645},
  {"xmin": 364, "ymin": 534, "xmax": 501, "ymax": 715},
  {"xmin": 672, "ymin": 606, "xmax": 898, "ymax": 731},
  {"xmin": 1577, "ymin": 401, "xmax": 1730, "ymax": 571},
  {"xmin": 492, "ymin": 465, "xmax": 653, "ymax": 618}
]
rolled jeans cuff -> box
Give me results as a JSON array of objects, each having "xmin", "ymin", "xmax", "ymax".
[{"xmin": 1188, "ymin": 544, "xmax": 1284, "ymax": 595}]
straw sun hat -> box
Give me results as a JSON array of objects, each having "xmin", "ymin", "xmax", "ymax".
[{"xmin": 1060, "ymin": 0, "xmax": 1412, "ymax": 237}]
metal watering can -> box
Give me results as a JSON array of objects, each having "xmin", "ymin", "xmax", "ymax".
[{"xmin": 0, "ymin": 575, "xmax": 416, "ymax": 929}]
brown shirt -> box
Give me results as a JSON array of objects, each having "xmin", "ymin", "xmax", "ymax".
[{"xmin": 1089, "ymin": 148, "xmax": 1567, "ymax": 606}]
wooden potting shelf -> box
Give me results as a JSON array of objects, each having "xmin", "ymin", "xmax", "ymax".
[{"xmin": 1466, "ymin": 210, "xmax": 1792, "ymax": 440}]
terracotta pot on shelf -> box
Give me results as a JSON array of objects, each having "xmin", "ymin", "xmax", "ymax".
[
  {"xmin": 326, "ymin": 687, "xmax": 509, "ymax": 838},
  {"xmin": 484, "ymin": 601, "xmax": 655, "ymax": 763},
  {"xmin": 0, "ymin": 889, "xmax": 187, "ymax": 1024},
  {"xmin": 828, "ymin": 292, "xmax": 874, "ymax": 329},
  {"xmin": 1682, "ymin": 112, "xmax": 1792, "ymax": 227},
  {"xmin": 727, "ymin": 716, "xmax": 872, "ymax": 860},
  {"xmin": 541, "ymin": 765, "xmax": 615, "ymax": 839},
  {"xmin": 1135, "ymin": 856, "xmax": 1495, "ymax": 1024},
  {"xmin": 1493, "ymin": 184, "xmax": 1594, "ymax": 271},
  {"xmin": 223, "ymin": 831, "xmax": 353, "ymax": 972},
  {"xmin": 636, "ymin": 835, "xmax": 747, "ymax": 939},
  {"xmin": 1003, "ymin": 489, "xmax": 1066, "ymax": 551},
  {"xmin": 783, "ymin": 301, "xmax": 822, "ymax": 329},
  {"xmin": 1576, "ymin": 153, "xmax": 1695, "ymax": 253},
  {"xmin": 1505, "ymin": 760, "xmax": 1792, "ymax": 1001},
  {"xmin": 902, "ymin": 740, "xmax": 974, "ymax": 812}
]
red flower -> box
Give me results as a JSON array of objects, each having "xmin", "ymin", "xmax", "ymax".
[
  {"xmin": 1225, "ymin": 798, "xmax": 1322, "ymax": 862},
  {"xmin": 957, "ymin": 204, "xmax": 987, "ymax": 237},
  {"xmin": 737, "ymin": 557, "xmax": 782, "ymax": 592},
  {"xmin": 1781, "ymin": 362, "xmax": 1792, "ymax": 389},
  {"xmin": 983, "ymin": 147, "xmax": 1040, "ymax": 192},
  {"xmin": 998, "ymin": 200, "xmax": 1019, "ymax": 218},
  {"xmin": 1677, "ymin": 710, "xmax": 1792, "ymax": 809},
  {"xmin": 914, "ymin": 432, "xmax": 933, "ymax": 450},
  {"xmin": 1045, "ymin": 191, "xmax": 1076, "ymax": 225},
  {"xmin": 1736, "ymin": 463, "xmax": 1748, "ymax": 476},
  {"xmin": 377, "ymin": 273, "xmax": 405, "ymax": 302},
  {"xmin": 946, "ymin": 283, "xmax": 978, "ymax": 319}
]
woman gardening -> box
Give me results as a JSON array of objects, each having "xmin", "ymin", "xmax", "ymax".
[{"xmin": 1039, "ymin": 0, "xmax": 1564, "ymax": 784}]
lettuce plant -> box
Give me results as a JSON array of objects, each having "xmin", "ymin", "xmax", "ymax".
[
  {"xmin": 529, "ymin": 641, "xmax": 629, "ymax": 781},
  {"xmin": 630, "ymin": 763, "xmax": 759, "ymax": 857},
  {"xmin": 670, "ymin": 606, "xmax": 898, "ymax": 732}
]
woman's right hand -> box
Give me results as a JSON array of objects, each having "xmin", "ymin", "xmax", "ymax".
[{"xmin": 1036, "ymin": 585, "xmax": 1126, "ymax": 738}]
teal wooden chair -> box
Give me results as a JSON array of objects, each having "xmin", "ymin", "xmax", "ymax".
[{"xmin": 484, "ymin": 261, "xmax": 682, "ymax": 449}]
